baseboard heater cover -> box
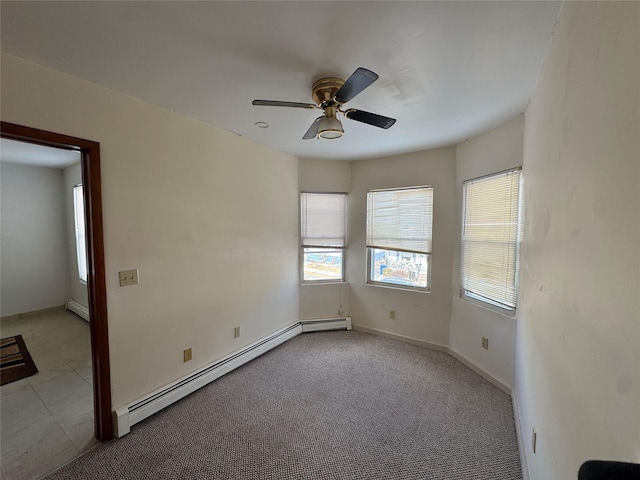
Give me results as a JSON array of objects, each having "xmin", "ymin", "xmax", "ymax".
[
  {"xmin": 113, "ymin": 322, "xmax": 302, "ymax": 437},
  {"xmin": 300, "ymin": 316, "xmax": 352, "ymax": 332},
  {"xmin": 65, "ymin": 298, "xmax": 89, "ymax": 322}
]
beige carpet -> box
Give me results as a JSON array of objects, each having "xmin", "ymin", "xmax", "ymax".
[{"xmin": 44, "ymin": 330, "xmax": 522, "ymax": 479}]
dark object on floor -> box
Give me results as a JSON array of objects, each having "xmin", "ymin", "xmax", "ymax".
[
  {"xmin": 578, "ymin": 460, "xmax": 640, "ymax": 480},
  {"xmin": 1, "ymin": 334, "xmax": 38, "ymax": 386}
]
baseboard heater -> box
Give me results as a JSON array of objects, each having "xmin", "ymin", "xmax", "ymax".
[
  {"xmin": 112, "ymin": 317, "xmax": 352, "ymax": 438},
  {"xmin": 65, "ymin": 298, "xmax": 89, "ymax": 322},
  {"xmin": 114, "ymin": 322, "xmax": 302, "ymax": 437},
  {"xmin": 300, "ymin": 316, "xmax": 352, "ymax": 332}
]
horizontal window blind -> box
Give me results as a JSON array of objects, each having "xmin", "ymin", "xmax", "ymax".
[
  {"xmin": 366, "ymin": 186, "xmax": 433, "ymax": 253},
  {"xmin": 300, "ymin": 192, "xmax": 346, "ymax": 248},
  {"xmin": 461, "ymin": 168, "xmax": 521, "ymax": 310}
]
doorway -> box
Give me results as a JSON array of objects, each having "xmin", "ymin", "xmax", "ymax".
[{"xmin": 1, "ymin": 122, "xmax": 112, "ymax": 443}]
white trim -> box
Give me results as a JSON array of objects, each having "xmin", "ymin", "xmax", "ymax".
[
  {"xmin": 65, "ymin": 298, "xmax": 89, "ymax": 322},
  {"xmin": 300, "ymin": 317, "xmax": 352, "ymax": 332},
  {"xmin": 512, "ymin": 391, "xmax": 531, "ymax": 480},
  {"xmin": 351, "ymin": 324, "xmax": 448, "ymax": 352},
  {"xmin": 448, "ymin": 348, "xmax": 511, "ymax": 395},
  {"xmin": 460, "ymin": 290, "xmax": 516, "ymax": 318},
  {"xmin": 352, "ymin": 324, "xmax": 511, "ymax": 395},
  {"xmin": 113, "ymin": 322, "xmax": 302, "ymax": 438},
  {"xmin": 0, "ymin": 305, "xmax": 64, "ymax": 322}
]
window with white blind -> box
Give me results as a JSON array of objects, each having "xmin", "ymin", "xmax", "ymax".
[
  {"xmin": 461, "ymin": 168, "xmax": 522, "ymax": 313},
  {"xmin": 73, "ymin": 184, "xmax": 88, "ymax": 283},
  {"xmin": 300, "ymin": 192, "xmax": 346, "ymax": 282},
  {"xmin": 366, "ymin": 186, "xmax": 433, "ymax": 292}
]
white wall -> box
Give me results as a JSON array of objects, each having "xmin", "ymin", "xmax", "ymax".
[
  {"xmin": 517, "ymin": 2, "xmax": 640, "ymax": 478},
  {"xmin": 298, "ymin": 158, "xmax": 351, "ymax": 320},
  {"xmin": 63, "ymin": 162, "xmax": 89, "ymax": 309},
  {"xmin": 1, "ymin": 53, "xmax": 299, "ymax": 409},
  {"xmin": 449, "ymin": 115, "xmax": 524, "ymax": 390},
  {"xmin": 1, "ymin": 162, "xmax": 71, "ymax": 316},
  {"xmin": 348, "ymin": 149, "xmax": 456, "ymax": 347}
]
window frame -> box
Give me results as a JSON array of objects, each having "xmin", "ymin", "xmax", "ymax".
[
  {"xmin": 300, "ymin": 192, "xmax": 347, "ymax": 284},
  {"xmin": 73, "ymin": 183, "xmax": 88, "ymax": 284},
  {"xmin": 365, "ymin": 185, "xmax": 434, "ymax": 293},
  {"xmin": 366, "ymin": 247, "xmax": 431, "ymax": 292},
  {"xmin": 460, "ymin": 167, "xmax": 522, "ymax": 315}
]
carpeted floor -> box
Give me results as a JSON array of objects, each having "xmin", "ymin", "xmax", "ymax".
[{"xmin": 44, "ymin": 330, "xmax": 522, "ymax": 479}]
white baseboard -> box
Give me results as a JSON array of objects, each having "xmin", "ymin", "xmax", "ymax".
[
  {"xmin": 448, "ymin": 349, "xmax": 511, "ymax": 395},
  {"xmin": 352, "ymin": 323, "xmax": 449, "ymax": 353},
  {"xmin": 113, "ymin": 322, "xmax": 302, "ymax": 438},
  {"xmin": 512, "ymin": 391, "xmax": 530, "ymax": 480},
  {"xmin": 300, "ymin": 317, "xmax": 352, "ymax": 332},
  {"xmin": 1, "ymin": 305, "xmax": 64, "ymax": 322},
  {"xmin": 65, "ymin": 298, "xmax": 89, "ymax": 322},
  {"xmin": 352, "ymin": 324, "xmax": 511, "ymax": 395}
]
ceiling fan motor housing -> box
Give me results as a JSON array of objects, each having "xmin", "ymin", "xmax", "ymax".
[
  {"xmin": 251, "ymin": 67, "xmax": 395, "ymax": 140},
  {"xmin": 312, "ymin": 77, "xmax": 345, "ymax": 106}
]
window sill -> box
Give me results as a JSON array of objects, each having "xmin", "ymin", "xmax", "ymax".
[
  {"xmin": 79, "ymin": 279, "xmax": 87, "ymax": 286},
  {"xmin": 459, "ymin": 292, "xmax": 516, "ymax": 318},
  {"xmin": 301, "ymin": 281, "xmax": 349, "ymax": 286},
  {"xmin": 366, "ymin": 281, "xmax": 430, "ymax": 294}
]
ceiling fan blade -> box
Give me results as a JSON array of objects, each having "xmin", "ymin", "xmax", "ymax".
[
  {"xmin": 302, "ymin": 117, "xmax": 323, "ymax": 140},
  {"xmin": 334, "ymin": 68, "xmax": 379, "ymax": 104},
  {"xmin": 252, "ymin": 100, "xmax": 317, "ymax": 109},
  {"xmin": 345, "ymin": 109, "xmax": 396, "ymax": 129}
]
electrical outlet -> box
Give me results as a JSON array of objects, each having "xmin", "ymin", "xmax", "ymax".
[
  {"xmin": 338, "ymin": 305, "xmax": 344, "ymax": 316},
  {"xmin": 119, "ymin": 269, "xmax": 139, "ymax": 287},
  {"xmin": 532, "ymin": 426, "xmax": 537, "ymax": 453},
  {"xmin": 234, "ymin": 326, "xmax": 240, "ymax": 338},
  {"xmin": 389, "ymin": 310, "xmax": 396, "ymax": 320},
  {"xmin": 482, "ymin": 336, "xmax": 489, "ymax": 350},
  {"xmin": 183, "ymin": 348, "xmax": 192, "ymax": 363}
]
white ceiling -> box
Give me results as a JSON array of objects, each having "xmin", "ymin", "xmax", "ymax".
[
  {"xmin": 0, "ymin": 138, "xmax": 81, "ymax": 169},
  {"xmin": 0, "ymin": 1, "xmax": 561, "ymax": 161}
]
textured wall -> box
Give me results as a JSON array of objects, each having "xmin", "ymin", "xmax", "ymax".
[
  {"xmin": 517, "ymin": 2, "xmax": 640, "ymax": 477},
  {"xmin": 1, "ymin": 53, "xmax": 300, "ymax": 408},
  {"xmin": 298, "ymin": 158, "xmax": 352, "ymax": 320},
  {"xmin": 348, "ymin": 148, "xmax": 456, "ymax": 347},
  {"xmin": 450, "ymin": 115, "xmax": 524, "ymax": 391}
]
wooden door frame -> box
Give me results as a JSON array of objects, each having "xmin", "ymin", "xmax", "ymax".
[{"xmin": 1, "ymin": 121, "xmax": 113, "ymax": 441}]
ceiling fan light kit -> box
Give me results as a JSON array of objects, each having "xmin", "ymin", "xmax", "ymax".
[
  {"xmin": 318, "ymin": 105, "xmax": 344, "ymax": 139},
  {"xmin": 252, "ymin": 67, "xmax": 396, "ymax": 140}
]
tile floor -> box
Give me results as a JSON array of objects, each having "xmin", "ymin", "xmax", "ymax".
[{"xmin": 1, "ymin": 308, "xmax": 97, "ymax": 480}]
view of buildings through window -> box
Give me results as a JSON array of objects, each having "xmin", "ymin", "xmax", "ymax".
[
  {"xmin": 300, "ymin": 192, "xmax": 346, "ymax": 282},
  {"xmin": 369, "ymin": 248, "xmax": 429, "ymax": 288},
  {"xmin": 366, "ymin": 186, "xmax": 433, "ymax": 291}
]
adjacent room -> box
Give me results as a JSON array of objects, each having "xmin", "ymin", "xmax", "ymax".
[
  {"xmin": 0, "ymin": 140, "xmax": 97, "ymax": 478},
  {"xmin": 0, "ymin": 1, "xmax": 638, "ymax": 480}
]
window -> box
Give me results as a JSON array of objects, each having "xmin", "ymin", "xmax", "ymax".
[
  {"xmin": 300, "ymin": 192, "xmax": 346, "ymax": 282},
  {"xmin": 366, "ymin": 186, "xmax": 433, "ymax": 292},
  {"xmin": 461, "ymin": 168, "xmax": 522, "ymax": 313},
  {"xmin": 73, "ymin": 184, "xmax": 87, "ymax": 283}
]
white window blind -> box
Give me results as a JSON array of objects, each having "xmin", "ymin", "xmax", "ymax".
[
  {"xmin": 461, "ymin": 168, "xmax": 522, "ymax": 311},
  {"xmin": 73, "ymin": 184, "xmax": 88, "ymax": 283},
  {"xmin": 366, "ymin": 187, "xmax": 433, "ymax": 254},
  {"xmin": 301, "ymin": 193, "xmax": 346, "ymax": 248}
]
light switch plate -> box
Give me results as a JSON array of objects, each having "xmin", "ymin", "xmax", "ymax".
[{"xmin": 119, "ymin": 269, "xmax": 139, "ymax": 287}]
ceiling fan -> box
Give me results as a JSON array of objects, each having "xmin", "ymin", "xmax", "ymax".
[{"xmin": 252, "ymin": 67, "xmax": 396, "ymax": 140}]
